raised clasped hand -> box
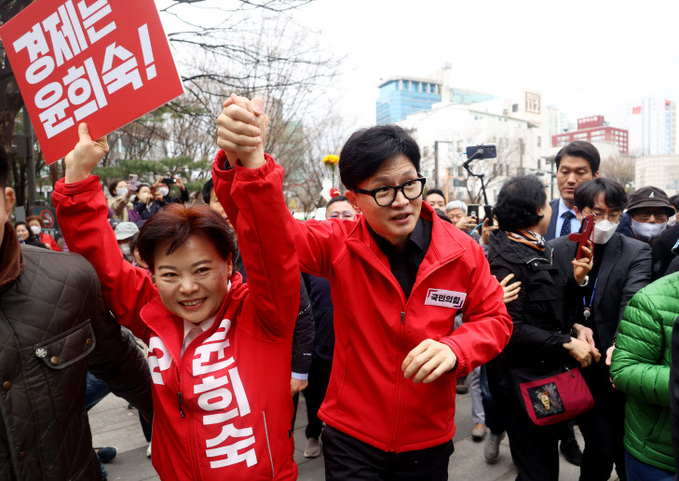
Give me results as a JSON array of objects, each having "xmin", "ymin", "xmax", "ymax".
[{"xmin": 216, "ymin": 94, "xmax": 268, "ymax": 169}]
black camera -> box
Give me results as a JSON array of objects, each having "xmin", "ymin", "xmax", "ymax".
[{"xmin": 162, "ymin": 177, "xmax": 176, "ymax": 185}]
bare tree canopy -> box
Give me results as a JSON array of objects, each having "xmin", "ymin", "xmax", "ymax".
[{"xmin": 1, "ymin": 0, "xmax": 349, "ymax": 213}]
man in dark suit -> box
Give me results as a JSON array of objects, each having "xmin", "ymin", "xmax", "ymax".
[
  {"xmin": 545, "ymin": 141, "xmax": 600, "ymax": 241},
  {"xmin": 549, "ymin": 178, "xmax": 651, "ymax": 481}
]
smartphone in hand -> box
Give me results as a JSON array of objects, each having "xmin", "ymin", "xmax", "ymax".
[
  {"xmin": 128, "ymin": 174, "xmax": 138, "ymax": 191},
  {"xmin": 568, "ymin": 214, "xmax": 594, "ymax": 259}
]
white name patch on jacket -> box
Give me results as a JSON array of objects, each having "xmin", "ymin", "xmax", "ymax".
[{"xmin": 425, "ymin": 288, "xmax": 466, "ymax": 309}]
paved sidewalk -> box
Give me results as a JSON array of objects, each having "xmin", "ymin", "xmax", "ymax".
[{"xmin": 90, "ymin": 387, "xmax": 617, "ymax": 480}]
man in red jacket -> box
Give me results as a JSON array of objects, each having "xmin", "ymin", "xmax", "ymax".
[{"xmin": 217, "ymin": 95, "xmax": 513, "ymax": 480}]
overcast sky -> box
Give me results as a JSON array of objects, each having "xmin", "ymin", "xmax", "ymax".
[{"xmin": 291, "ymin": 0, "xmax": 679, "ymax": 129}]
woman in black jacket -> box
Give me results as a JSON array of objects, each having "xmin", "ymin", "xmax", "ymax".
[
  {"xmin": 14, "ymin": 220, "xmax": 47, "ymax": 248},
  {"xmin": 486, "ymin": 175, "xmax": 598, "ymax": 481}
]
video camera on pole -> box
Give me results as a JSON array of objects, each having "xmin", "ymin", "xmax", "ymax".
[{"xmin": 462, "ymin": 144, "xmax": 497, "ymax": 225}]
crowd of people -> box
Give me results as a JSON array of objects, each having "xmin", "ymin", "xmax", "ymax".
[{"xmin": 2, "ymin": 94, "xmax": 679, "ymax": 481}]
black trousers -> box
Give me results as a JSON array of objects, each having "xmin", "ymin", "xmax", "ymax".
[
  {"xmin": 303, "ymin": 356, "xmax": 333, "ymax": 439},
  {"xmin": 322, "ymin": 425, "xmax": 453, "ymax": 481},
  {"xmin": 578, "ymin": 363, "xmax": 627, "ymax": 481}
]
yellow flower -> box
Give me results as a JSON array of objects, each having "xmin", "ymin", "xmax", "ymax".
[{"xmin": 322, "ymin": 154, "xmax": 339, "ymax": 166}]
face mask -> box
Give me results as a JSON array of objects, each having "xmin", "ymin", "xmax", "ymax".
[
  {"xmin": 593, "ymin": 220, "xmax": 618, "ymax": 244},
  {"xmin": 138, "ymin": 192, "xmax": 148, "ymax": 203},
  {"xmin": 668, "ymin": 214, "xmax": 677, "ymax": 227},
  {"xmin": 116, "ymin": 187, "xmax": 128, "ymax": 197},
  {"xmin": 631, "ymin": 219, "xmax": 667, "ymax": 243},
  {"xmin": 30, "ymin": 225, "xmax": 41, "ymax": 236},
  {"xmin": 158, "ymin": 187, "xmax": 169, "ymax": 197},
  {"xmin": 120, "ymin": 244, "xmax": 132, "ymax": 256}
]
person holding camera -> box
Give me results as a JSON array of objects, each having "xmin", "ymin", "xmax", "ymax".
[{"xmin": 152, "ymin": 175, "xmax": 189, "ymax": 205}]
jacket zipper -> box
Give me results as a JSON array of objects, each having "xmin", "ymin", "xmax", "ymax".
[
  {"xmin": 172, "ymin": 365, "xmax": 186, "ymax": 419},
  {"xmin": 389, "ymin": 310, "xmax": 407, "ymax": 450},
  {"xmin": 262, "ymin": 411, "xmax": 275, "ymax": 478}
]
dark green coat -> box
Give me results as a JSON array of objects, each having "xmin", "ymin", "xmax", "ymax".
[{"xmin": 610, "ymin": 272, "xmax": 679, "ymax": 472}]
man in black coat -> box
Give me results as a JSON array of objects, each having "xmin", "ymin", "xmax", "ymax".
[
  {"xmin": 0, "ymin": 147, "xmax": 153, "ymax": 480},
  {"xmin": 545, "ymin": 141, "xmax": 600, "ymax": 241},
  {"xmin": 549, "ymin": 178, "xmax": 651, "ymax": 481}
]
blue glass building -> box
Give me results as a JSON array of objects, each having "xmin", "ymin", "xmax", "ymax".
[{"xmin": 376, "ymin": 77, "xmax": 497, "ymax": 124}]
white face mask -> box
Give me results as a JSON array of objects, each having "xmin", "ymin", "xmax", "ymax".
[
  {"xmin": 593, "ymin": 220, "xmax": 618, "ymax": 244},
  {"xmin": 158, "ymin": 187, "xmax": 169, "ymax": 197},
  {"xmin": 116, "ymin": 187, "xmax": 128, "ymax": 197},
  {"xmin": 668, "ymin": 214, "xmax": 677, "ymax": 227},
  {"xmin": 30, "ymin": 225, "xmax": 41, "ymax": 236},
  {"xmin": 631, "ymin": 219, "xmax": 667, "ymax": 243},
  {"xmin": 138, "ymin": 192, "xmax": 148, "ymax": 203},
  {"xmin": 120, "ymin": 244, "xmax": 132, "ymax": 256}
]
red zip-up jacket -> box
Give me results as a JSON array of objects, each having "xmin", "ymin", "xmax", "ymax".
[
  {"xmin": 52, "ymin": 157, "xmax": 299, "ymax": 480},
  {"xmin": 290, "ymin": 201, "xmax": 512, "ymax": 452}
]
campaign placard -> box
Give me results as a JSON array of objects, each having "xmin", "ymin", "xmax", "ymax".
[{"xmin": 0, "ymin": 0, "xmax": 185, "ymax": 164}]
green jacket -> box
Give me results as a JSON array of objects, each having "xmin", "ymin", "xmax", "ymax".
[{"xmin": 610, "ymin": 272, "xmax": 679, "ymax": 472}]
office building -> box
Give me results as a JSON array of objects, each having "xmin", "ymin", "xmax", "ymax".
[
  {"xmin": 552, "ymin": 115, "xmax": 629, "ymax": 154},
  {"xmin": 376, "ymin": 76, "xmax": 496, "ymax": 124}
]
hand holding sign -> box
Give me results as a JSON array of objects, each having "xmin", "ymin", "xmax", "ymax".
[{"xmin": 64, "ymin": 123, "xmax": 108, "ymax": 184}]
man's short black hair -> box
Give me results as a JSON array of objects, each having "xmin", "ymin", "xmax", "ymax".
[
  {"xmin": 339, "ymin": 125, "xmax": 421, "ymax": 190},
  {"xmin": 669, "ymin": 194, "xmax": 679, "ymax": 213},
  {"xmin": 202, "ymin": 178, "xmax": 214, "ymax": 204},
  {"xmin": 0, "ymin": 146, "xmax": 9, "ymax": 189},
  {"xmin": 554, "ymin": 141, "xmax": 600, "ymax": 173},
  {"xmin": 574, "ymin": 178, "xmax": 627, "ymax": 213},
  {"xmin": 326, "ymin": 195, "xmax": 348, "ymax": 210},
  {"xmin": 494, "ymin": 175, "xmax": 546, "ymax": 232},
  {"xmin": 425, "ymin": 188, "xmax": 445, "ymax": 200}
]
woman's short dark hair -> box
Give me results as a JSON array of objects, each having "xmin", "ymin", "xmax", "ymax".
[
  {"xmin": 137, "ymin": 204, "xmax": 237, "ymax": 271},
  {"xmin": 494, "ymin": 175, "xmax": 547, "ymax": 232},
  {"xmin": 554, "ymin": 141, "xmax": 600, "ymax": 173},
  {"xmin": 574, "ymin": 178, "xmax": 627, "ymax": 213},
  {"xmin": 339, "ymin": 125, "xmax": 420, "ymax": 190},
  {"xmin": 109, "ymin": 179, "xmax": 124, "ymax": 197}
]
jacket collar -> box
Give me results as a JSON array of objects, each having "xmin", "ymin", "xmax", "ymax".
[
  {"xmin": 489, "ymin": 229, "xmax": 553, "ymax": 266},
  {"xmin": 345, "ymin": 203, "xmax": 465, "ymax": 278},
  {"xmin": 0, "ymin": 222, "xmax": 24, "ymax": 288},
  {"xmin": 140, "ymin": 271, "xmax": 248, "ymax": 364}
]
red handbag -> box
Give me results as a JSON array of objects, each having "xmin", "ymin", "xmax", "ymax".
[{"xmin": 513, "ymin": 365, "xmax": 594, "ymax": 426}]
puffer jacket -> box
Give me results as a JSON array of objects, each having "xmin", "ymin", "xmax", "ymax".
[
  {"xmin": 0, "ymin": 245, "xmax": 153, "ymax": 481},
  {"xmin": 610, "ymin": 271, "xmax": 679, "ymax": 472}
]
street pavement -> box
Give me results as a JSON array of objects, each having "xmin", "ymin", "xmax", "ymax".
[{"xmin": 90, "ymin": 385, "xmax": 618, "ymax": 480}]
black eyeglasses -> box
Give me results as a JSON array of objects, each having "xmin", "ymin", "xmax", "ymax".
[{"xmin": 353, "ymin": 177, "xmax": 426, "ymax": 207}]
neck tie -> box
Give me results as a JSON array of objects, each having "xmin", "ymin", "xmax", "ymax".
[{"xmin": 560, "ymin": 211, "xmax": 575, "ymax": 236}]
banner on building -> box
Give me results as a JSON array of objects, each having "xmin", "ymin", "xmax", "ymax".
[{"xmin": 0, "ymin": 0, "xmax": 184, "ymax": 164}]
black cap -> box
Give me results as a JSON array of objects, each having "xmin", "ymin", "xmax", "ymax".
[{"xmin": 627, "ymin": 186, "xmax": 674, "ymax": 217}]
